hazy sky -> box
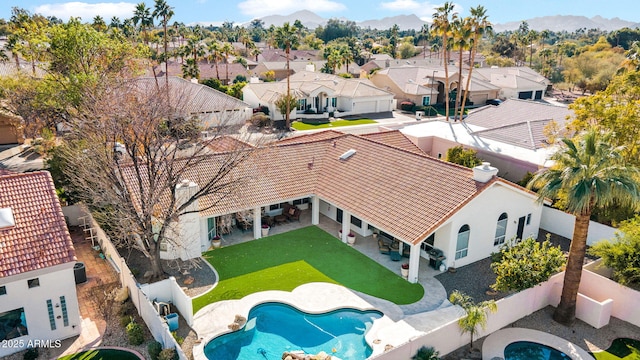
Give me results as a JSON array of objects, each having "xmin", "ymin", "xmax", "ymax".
[{"xmin": 2, "ymin": 0, "xmax": 639, "ymax": 26}]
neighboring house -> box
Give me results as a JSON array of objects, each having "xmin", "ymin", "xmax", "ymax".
[
  {"xmin": 121, "ymin": 131, "xmax": 546, "ymax": 284},
  {"xmin": 400, "ymin": 99, "xmax": 574, "ymax": 182},
  {"xmin": 0, "ymin": 171, "xmax": 80, "ymax": 357},
  {"xmin": 135, "ymin": 77, "xmax": 252, "ymax": 128},
  {"xmin": 151, "ymin": 60, "xmax": 252, "ymax": 85},
  {"xmin": 0, "ymin": 107, "xmax": 24, "ymax": 145},
  {"xmin": 370, "ymin": 66, "xmax": 500, "ymax": 108},
  {"xmin": 242, "ymin": 70, "xmax": 394, "ymax": 121},
  {"xmin": 474, "ymin": 66, "xmax": 550, "ymax": 100},
  {"xmin": 252, "ymin": 61, "xmax": 361, "ymax": 81},
  {"xmin": 256, "ymin": 49, "xmax": 322, "ymax": 63}
]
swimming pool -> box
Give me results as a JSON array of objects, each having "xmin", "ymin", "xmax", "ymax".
[
  {"xmin": 203, "ymin": 302, "xmax": 382, "ymax": 360},
  {"xmin": 505, "ymin": 341, "xmax": 571, "ymax": 359}
]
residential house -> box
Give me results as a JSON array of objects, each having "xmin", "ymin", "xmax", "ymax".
[
  {"xmin": 121, "ymin": 131, "xmax": 546, "ymax": 284},
  {"xmin": 152, "ymin": 60, "xmax": 252, "ymax": 85},
  {"xmin": 135, "ymin": 77, "xmax": 252, "ymax": 128},
  {"xmin": 370, "ymin": 65, "xmax": 500, "ymax": 108},
  {"xmin": 474, "ymin": 66, "xmax": 550, "ymax": 100},
  {"xmin": 400, "ymin": 99, "xmax": 574, "ymax": 182},
  {"xmin": 252, "ymin": 61, "xmax": 362, "ymax": 81},
  {"xmin": 242, "ymin": 70, "xmax": 394, "ymax": 121},
  {"xmin": 0, "ymin": 171, "xmax": 80, "ymax": 357}
]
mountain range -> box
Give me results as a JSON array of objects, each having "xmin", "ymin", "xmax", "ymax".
[{"xmin": 249, "ymin": 10, "xmax": 639, "ymax": 32}]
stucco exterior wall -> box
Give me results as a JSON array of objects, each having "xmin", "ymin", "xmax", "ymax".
[
  {"xmin": 0, "ymin": 264, "xmax": 81, "ymax": 357},
  {"xmin": 438, "ymin": 182, "xmax": 543, "ymax": 269}
]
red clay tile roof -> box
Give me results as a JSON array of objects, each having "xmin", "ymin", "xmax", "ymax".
[
  {"xmin": 360, "ymin": 130, "xmax": 425, "ymax": 154},
  {"xmin": 0, "ymin": 171, "xmax": 76, "ymax": 278},
  {"xmin": 273, "ymin": 130, "xmax": 345, "ymax": 145},
  {"xmin": 121, "ymin": 131, "xmax": 535, "ymax": 245}
]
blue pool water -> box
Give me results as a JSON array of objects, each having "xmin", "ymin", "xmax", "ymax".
[
  {"xmin": 505, "ymin": 341, "xmax": 571, "ymax": 360},
  {"xmin": 203, "ymin": 302, "xmax": 383, "ymax": 360}
]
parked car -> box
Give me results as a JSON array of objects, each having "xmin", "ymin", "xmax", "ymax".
[{"xmin": 486, "ymin": 99, "xmax": 502, "ymax": 106}]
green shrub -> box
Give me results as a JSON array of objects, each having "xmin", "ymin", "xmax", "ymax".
[
  {"xmin": 121, "ymin": 315, "xmax": 133, "ymax": 328},
  {"xmin": 23, "ymin": 348, "xmax": 39, "ymax": 360},
  {"xmin": 126, "ymin": 320, "xmax": 145, "ymax": 345},
  {"xmin": 159, "ymin": 348, "xmax": 179, "ymax": 360},
  {"xmin": 148, "ymin": 340, "xmax": 163, "ymax": 360},
  {"xmin": 172, "ymin": 331, "xmax": 184, "ymax": 346},
  {"xmin": 412, "ymin": 346, "xmax": 440, "ymax": 360}
]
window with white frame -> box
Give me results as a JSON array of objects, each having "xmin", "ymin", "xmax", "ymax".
[
  {"xmin": 526, "ymin": 213, "xmax": 532, "ymax": 225},
  {"xmin": 455, "ymin": 224, "xmax": 470, "ymax": 259},
  {"xmin": 331, "ymin": 97, "xmax": 337, "ymax": 107},
  {"xmin": 297, "ymin": 98, "xmax": 307, "ymax": 110},
  {"xmin": 422, "ymin": 96, "xmax": 430, "ymax": 106},
  {"xmin": 494, "ymin": 213, "xmax": 508, "ymax": 246}
]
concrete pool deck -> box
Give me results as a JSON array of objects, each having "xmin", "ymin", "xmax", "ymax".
[
  {"xmin": 482, "ymin": 328, "xmax": 595, "ymax": 360},
  {"xmin": 191, "ymin": 283, "xmax": 425, "ymax": 360}
]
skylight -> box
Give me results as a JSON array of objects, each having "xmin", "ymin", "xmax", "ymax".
[
  {"xmin": 339, "ymin": 149, "xmax": 357, "ymax": 160},
  {"xmin": 0, "ymin": 208, "xmax": 15, "ymax": 229}
]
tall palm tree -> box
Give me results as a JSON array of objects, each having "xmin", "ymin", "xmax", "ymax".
[
  {"xmin": 528, "ymin": 129, "xmax": 640, "ymax": 325},
  {"xmin": 459, "ymin": 5, "xmax": 491, "ymax": 120},
  {"xmin": 431, "ymin": 1, "xmax": 456, "ymax": 121},
  {"xmin": 153, "ymin": 0, "xmax": 174, "ymax": 87},
  {"xmin": 221, "ymin": 42, "xmax": 235, "ymax": 85},
  {"xmin": 207, "ymin": 40, "xmax": 222, "ymax": 79},
  {"xmin": 449, "ymin": 290, "xmax": 497, "ymax": 350},
  {"xmin": 274, "ymin": 22, "xmax": 299, "ymax": 129},
  {"xmin": 452, "ymin": 15, "xmax": 471, "ymax": 121},
  {"xmin": 132, "ymin": 2, "xmax": 153, "ymax": 44}
]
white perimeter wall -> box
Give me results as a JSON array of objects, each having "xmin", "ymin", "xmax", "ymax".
[
  {"xmin": 540, "ymin": 206, "xmax": 619, "ymax": 245},
  {"xmin": 0, "ymin": 264, "xmax": 81, "ymax": 357}
]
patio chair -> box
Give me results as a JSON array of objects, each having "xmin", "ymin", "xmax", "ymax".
[
  {"xmin": 235, "ymin": 213, "xmax": 252, "ymax": 232},
  {"xmin": 378, "ymin": 240, "xmax": 390, "ymax": 254}
]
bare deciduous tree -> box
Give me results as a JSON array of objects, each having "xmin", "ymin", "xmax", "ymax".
[{"xmin": 59, "ymin": 79, "xmax": 261, "ymax": 279}]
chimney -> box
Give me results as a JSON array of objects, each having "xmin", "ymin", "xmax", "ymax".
[
  {"xmin": 472, "ymin": 162, "xmax": 498, "ymax": 183},
  {"xmin": 305, "ymin": 63, "xmax": 315, "ymax": 72},
  {"xmin": 250, "ymin": 76, "xmax": 260, "ymax": 83},
  {"xmin": 176, "ymin": 179, "xmax": 199, "ymax": 212}
]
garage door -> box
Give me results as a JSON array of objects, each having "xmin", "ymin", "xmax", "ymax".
[
  {"xmin": 352, "ymin": 101, "xmax": 376, "ymax": 115},
  {"xmin": 0, "ymin": 125, "xmax": 18, "ymax": 145}
]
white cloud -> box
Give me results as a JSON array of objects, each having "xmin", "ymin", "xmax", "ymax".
[
  {"xmin": 379, "ymin": 1, "xmax": 463, "ymax": 22},
  {"xmin": 34, "ymin": 2, "xmax": 136, "ymax": 21},
  {"xmin": 238, "ymin": 0, "xmax": 347, "ymax": 18}
]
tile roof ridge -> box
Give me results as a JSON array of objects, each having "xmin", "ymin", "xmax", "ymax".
[
  {"xmin": 273, "ymin": 130, "xmax": 346, "ymax": 146},
  {"xmin": 354, "ymin": 132, "xmax": 463, "ymax": 164}
]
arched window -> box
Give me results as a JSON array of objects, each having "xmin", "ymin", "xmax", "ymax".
[
  {"xmin": 494, "ymin": 213, "xmax": 508, "ymax": 246},
  {"xmin": 456, "ymin": 224, "xmax": 470, "ymax": 259}
]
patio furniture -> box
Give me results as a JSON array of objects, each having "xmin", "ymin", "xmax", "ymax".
[
  {"xmin": 390, "ymin": 251, "xmax": 402, "ymax": 261},
  {"xmin": 274, "ymin": 214, "xmax": 287, "ymax": 225},
  {"xmin": 282, "ymin": 203, "xmax": 301, "ymax": 222},
  {"xmin": 378, "ymin": 240, "xmax": 390, "ymax": 254},
  {"xmin": 235, "ymin": 213, "xmax": 252, "ymax": 232},
  {"xmin": 261, "ymin": 215, "xmax": 274, "ymax": 227}
]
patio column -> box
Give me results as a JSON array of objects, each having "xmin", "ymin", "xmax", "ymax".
[
  {"xmin": 408, "ymin": 243, "xmax": 421, "ymax": 283},
  {"xmin": 341, "ymin": 210, "xmax": 351, "ymax": 243},
  {"xmin": 253, "ymin": 207, "xmax": 261, "ymax": 239},
  {"xmin": 311, "ymin": 196, "xmax": 320, "ymax": 225}
]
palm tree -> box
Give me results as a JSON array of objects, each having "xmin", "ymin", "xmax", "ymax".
[
  {"xmin": 459, "ymin": 5, "xmax": 491, "ymax": 120},
  {"xmin": 527, "ymin": 29, "xmax": 538, "ymax": 67},
  {"xmin": 449, "ymin": 290, "xmax": 497, "ymax": 350},
  {"xmin": 207, "ymin": 40, "xmax": 222, "ymax": 79},
  {"xmin": 528, "ymin": 129, "xmax": 640, "ymax": 325},
  {"xmin": 153, "ymin": 0, "xmax": 174, "ymax": 87},
  {"xmin": 274, "ymin": 22, "xmax": 299, "ymax": 129},
  {"xmin": 431, "ymin": 1, "xmax": 456, "ymax": 121},
  {"xmin": 221, "ymin": 42, "xmax": 235, "ymax": 85},
  {"xmin": 452, "ymin": 15, "xmax": 471, "ymax": 121},
  {"xmin": 132, "ymin": 2, "xmax": 153, "ymax": 44}
]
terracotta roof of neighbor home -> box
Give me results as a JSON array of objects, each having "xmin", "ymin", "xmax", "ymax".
[
  {"xmin": 134, "ymin": 77, "xmax": 250, "ymax": 113},
  {"xmin": 360, "ymin": 130, "xmax": 425, "ymax": 154},
  {"xmin": 0, "ymin": 171, "xmax": 76, "ymax": 278},
  {"xmin": 273, "ymin": 130, "xmax": 345, "ymax": 145},
  {"xmin": 150, "ymin": 60, "xmax": 252, "ymax": 83},
  {"xmin": 206, "ymin": 136, "xmax": 255, "ymax": 153},
  {"xmin": 121, "ymin": 131, "xmax": 536, "ymax": 245}
]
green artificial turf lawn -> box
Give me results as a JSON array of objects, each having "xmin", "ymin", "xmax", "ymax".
[
  {"xmin": 58, "ymin": 349, "xmax": 140, "ymax": 360},
  {"xmin": 194, "ymin": 226, "xmax": 424, "ymax": 313},
  {"xmin": 592, "ymin": 338, "xmax": 640, "ymax": 360},
  {"xmin": 291, "ymin": 118, "xmax": 377, "ymax": 130}
]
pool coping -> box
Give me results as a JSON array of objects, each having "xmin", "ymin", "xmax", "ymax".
[
  {"xmin": 191, "ymin": 282, "xmax": 424, "ymax": 360},
  {"xmin": 482, "ymin": 328, "xmax": 596, "ymax": 360}
]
